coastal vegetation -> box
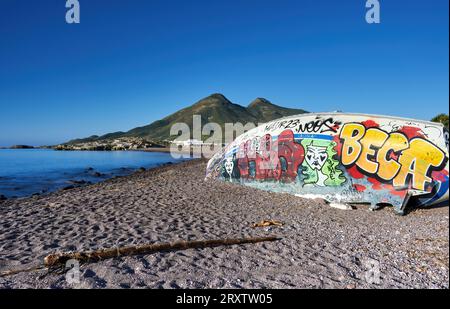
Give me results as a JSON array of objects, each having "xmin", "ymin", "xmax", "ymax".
[{"xmin": 431, "ymin": 113, "xmax": 449, "ymax": 128}]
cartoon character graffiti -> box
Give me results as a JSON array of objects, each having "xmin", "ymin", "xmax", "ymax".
[
  {"xmin": 224, "ymin": 157, "xmax": 234, "ymax": 177},
  {"xmin": 222, "ymin": 155, "xmax": 240, "ymax": 181},
  {"xmin": 300, "ymin": 139, "xmax": 346, "ymax": 187}
]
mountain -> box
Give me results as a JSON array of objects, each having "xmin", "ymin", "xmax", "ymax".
[
  {"xmin": 67, "ymin": 94, "xmax": 308, "ymax": 144},
  {"xmin": 247, "ymin": 98, "xmax": 308, "ymax": 122}
]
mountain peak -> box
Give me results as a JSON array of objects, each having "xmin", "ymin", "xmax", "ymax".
[
  {"xmin": 206, "ymin": 93, "xmax": 231, "ymax": 102},
  {"xmin": 193, "ymin": 93, "xmax": 232, "ymax": 108},
  {"xmin": 248, "ymin": 98, "xmax": 274, "ymax": 108}
]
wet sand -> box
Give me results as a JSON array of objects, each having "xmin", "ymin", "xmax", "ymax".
[{"xmin": 0, "ymin": 159, "xmax": 448, "ymax": 289}]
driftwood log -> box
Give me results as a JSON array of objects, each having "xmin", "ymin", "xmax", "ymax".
[
  {"xmin": 0, "ymin": 265, "xmax": 46, "ymax": 278},
  {"xmin": 44, "ymin": 236, "xmax": 281, "ymax": 268},
  {"xmin": 252, "ymin": 220, "xmax": 283, "ymax": 228}
]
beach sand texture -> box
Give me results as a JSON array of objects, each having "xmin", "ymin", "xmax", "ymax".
[{"xmin": 0, "ymin": 160, "xmax": 448, "ymax": 288}]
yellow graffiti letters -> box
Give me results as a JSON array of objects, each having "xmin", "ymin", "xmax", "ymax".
[
  {"xmin": 376, "ymin": 133, "xmax": 409, "ymax": 181},
  {"xmin": 356, "ymin": 128, "xmax": 388, "ymax": 174},
  {"xmin": 393, "ymin": 139, "xmax": 446, "ymax": 191},
  {"xmin": 340, "ymin": 123, "xmax": 365, "ymax": 165},
  {"xmin": 340, "ymin": 124, "xmax": 446, "ymax": 190}
]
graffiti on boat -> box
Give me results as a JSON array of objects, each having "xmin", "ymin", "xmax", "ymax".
[{"xmin": 206, "ymin": 113, "xmax": 449, "ymax": 215}]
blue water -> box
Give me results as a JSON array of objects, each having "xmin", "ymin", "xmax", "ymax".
[{"xmin": 0, "ymin": 149, "xmax": 184, "ymax": 198}]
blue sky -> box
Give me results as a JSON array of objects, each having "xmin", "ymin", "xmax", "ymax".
[{"xmin": 0, "ymin": 0, "xmax": 448, "ymax": 146}]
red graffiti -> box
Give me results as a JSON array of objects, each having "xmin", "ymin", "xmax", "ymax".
[
  {"xmin": 236, "ymin": 130, "xmax": 304, "ymax": 182},
  {"xmin": 333, "ymin": 135, "xmax": 343, "ymax": 158},
  {"xmin": 237, "ymin": 141, "xmax": 250, "ymax": 179},
  {"xmin": 331, "ymin": 123, "xmax": 341, "ymax": 132},
  {"xmin": 388, "ymin": 186, "xmax": 409, "ymax": 198},
  {"xmin": 277, "ymin": 130, "xmax": 305, "ymax": 182},
  {"xmin": 431, "ymin": 169, "xmax": 448, "ymax": 183},
  {"xmin": 389, "ymin": 151, "xmax": 399, "ymax": 161},
  {"xmin": 353, "ymin": 184, "xmax": 367, "ymax": 192},
  {"xmin": 368, "ymin": 177, "xmax": 383, "ymax": 190},
  {"xmin": 399, "ymin": 126, "xmax": 425, "ymax": 139},
  {"xmin": 255, "ymin": 134, "xmax": 281, "ymax": 180},
  {"xmin": 346, "ymin": 166, "xmax": 366, "ymax": 179},
  {"xmin": 361, "ymin": 120, "xmax": 380, "ymax": 128}
]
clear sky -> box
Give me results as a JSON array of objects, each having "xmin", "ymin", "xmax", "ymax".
[{"xmin": 0, "ymin": 0, "xmax": 448, "ymax": 146}]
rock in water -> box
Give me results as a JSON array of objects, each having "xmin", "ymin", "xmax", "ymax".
[{"xmin": 68, "ymin": 180, "xmax": 89, "ymax": 185}]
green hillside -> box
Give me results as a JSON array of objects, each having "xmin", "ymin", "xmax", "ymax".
[{"xmin": 67, "ymin": 94, "xmax": 308, "ymax": 144}]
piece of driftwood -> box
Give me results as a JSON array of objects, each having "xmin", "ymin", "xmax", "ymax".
[
  {"xmin": 0, "ymin": 264, "xmax": 46, "ymax": 278},
  {"xmin": 44, "ymin": 236, "xmax": 281, "ymax": 268},
  {"xmin": 252, "ymin": 220, "xmax": 283, "ymax": 228}
]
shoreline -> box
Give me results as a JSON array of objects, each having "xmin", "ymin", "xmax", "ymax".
[
  {"xmin": 0, "ymin": 149, "xmax": 187, "ymax": 200},
  {"xmin": 0, "ymin": 161, "xmax": 178, "ymax": 202},
  {"xmin": 0, "ymin": 159, "xmax": 448, "ymax": 289}
]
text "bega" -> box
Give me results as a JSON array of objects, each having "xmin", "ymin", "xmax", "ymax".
[{"xmin": 340, "ymin": 123, "xmax": 446, "ymax": 191}]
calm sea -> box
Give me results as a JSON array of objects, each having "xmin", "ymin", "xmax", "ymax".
[{"xmin": 0, "ymin": 149, "xmax": 184, "ymax": 198}]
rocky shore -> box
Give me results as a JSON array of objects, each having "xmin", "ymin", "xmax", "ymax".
[
  {"xmin": 0, "ymin": 145, "xmax": 35, "ymax": 150},
  {"xmin": 0, "ymin": 160, "xmax": 448, "ymax": 289},
  {"xmin": 54, "ymin": 137, "xmax": 166, "ymax": 151}
]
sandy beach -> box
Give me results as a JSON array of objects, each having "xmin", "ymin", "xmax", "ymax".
[{"xmin": 0, "ymin": 159, "xmax": 448, "ymax": 289}]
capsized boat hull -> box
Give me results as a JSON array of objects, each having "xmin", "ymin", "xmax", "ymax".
[{"xmin": 206, "ymin": 113, "xmax": 449, "ymax": 215}]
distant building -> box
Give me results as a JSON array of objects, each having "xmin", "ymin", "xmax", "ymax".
[{"xmin": 172, "ymin": 139, "xmax": 204, "ymax": 147}]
